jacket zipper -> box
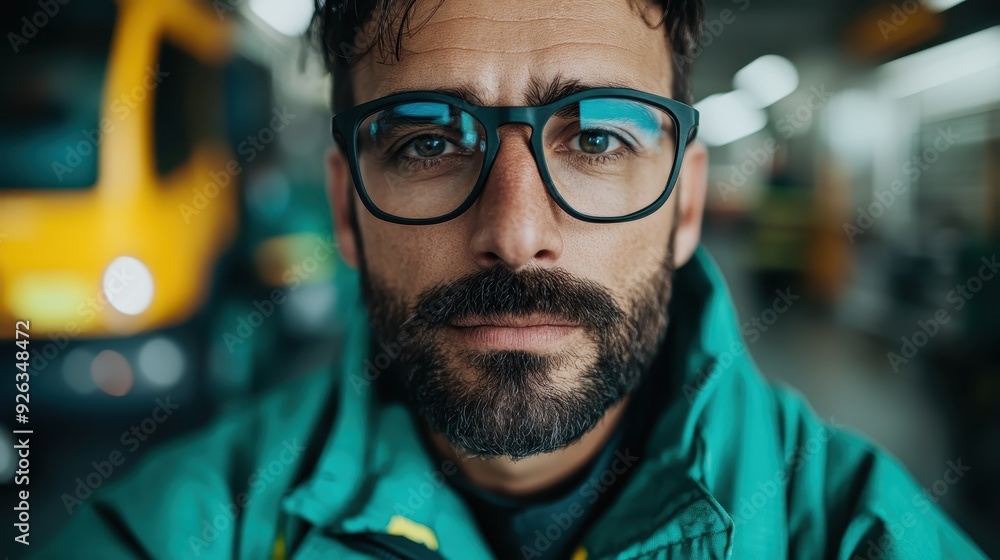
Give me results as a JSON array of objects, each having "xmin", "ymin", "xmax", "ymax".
[
  {"xmin": 346, "ymin": 537, "xmax": 408, "ymax": 560},
  {"xmin": 336, "ymin": 532, "xmax": 447, "ymax": 560}
]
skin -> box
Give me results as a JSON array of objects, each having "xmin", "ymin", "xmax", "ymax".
[{"xmin": 326, "ymin": 0, "xmax": 708, "ymax": 496}]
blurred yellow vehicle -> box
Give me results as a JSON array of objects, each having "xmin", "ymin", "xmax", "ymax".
[{"xmin": 0, "ymin": 0, "xmax": 239, "ymax": 338}]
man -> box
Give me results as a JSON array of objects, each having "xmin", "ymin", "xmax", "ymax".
[{"xmin": 37, "ymin": 0, "xmax": 987, "ymax": 559}]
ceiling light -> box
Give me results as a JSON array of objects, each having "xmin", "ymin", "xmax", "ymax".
[
  {"xmin": 926, "ymin": 0, "xmax": 966, "ymax": 12},
  {"xmin": 249, "ymin": 0, "xmax": 315, "ymax": 36},
  {"xmin": 880, "ymin": 26, "xmax": 1000, "ymax": 98},
  {"xmin": 138, "ymin": 337, "xmax": 186, "ymax": 388},
  {"xmin": 694, "ymin": 90, "xmax": 768, "ymax": 146},
  {"xmin": 734, "ymin": 55, "xmax": 799, "ymax": 108}
]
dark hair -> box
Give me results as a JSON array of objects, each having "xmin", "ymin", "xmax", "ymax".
[{"xmin": 310, "ymin": 0, "xmax": 704, "ymax": 113}]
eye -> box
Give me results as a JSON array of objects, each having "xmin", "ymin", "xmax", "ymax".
[
  {"xmin": 576, "ymin": 130, "xmax": 623, "ymax": 154},
  {"xmin": 407, "ymin": 134, "xmax": 450, "ymax": 157}
]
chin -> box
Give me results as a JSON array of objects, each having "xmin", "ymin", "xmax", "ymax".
[{"xmin": 408, "ymin": 346, "xmax": 627, "ymax": 460}]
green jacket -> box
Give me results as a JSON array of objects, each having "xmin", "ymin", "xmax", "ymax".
[{"xmin": 35, "ymin": 247, "xmax": 986, "ymax": 560}]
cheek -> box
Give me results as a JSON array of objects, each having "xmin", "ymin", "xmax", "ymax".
[
  {"xmin": 357, "ymin": 199, "xmax": 674, "ymax": 307},
  {"xmin": 572, "ymin": 213, "xmax": 674, "ymax": 297},
  {"xmin": 360, "ymin": 218, "xmax": 471, "ymax": 302}
]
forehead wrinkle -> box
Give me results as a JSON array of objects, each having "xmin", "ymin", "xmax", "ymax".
[
  {"xmin": 422, "ymin": 13, "xmax": 610, "ymax": 24},
  {"xmin": 396, "ymin": 3, "xmax": 666, "ymax": 57},
  {"xmin": 409, "ymin": 16, "xmax": 656, "ymax": 52},
  {"xmin": 364, "ymin": 55, "xmax": 672, "ymax": 106},
  {"xmin": 409, "ymin": 0, "xmax": 638, "ymax": 26},
  {"xmin": 402, "ymin": 41, "xmax": 653, "ymax": 57},
  {"xmin": 354, "ymin": 1, "xmax": 674, "ymax": 105}
]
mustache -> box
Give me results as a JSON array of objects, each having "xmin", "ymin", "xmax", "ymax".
[{"xmin": 403, "ymin": 264, "xmax": 626, "ymax": 333}]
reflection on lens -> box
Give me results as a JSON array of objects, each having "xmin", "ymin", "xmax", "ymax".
[
  {"xmin": 543, "ymin": 97, "xmax": 677, "ymax": 218},
  {"xmin": 357, "ymin": 102, "xmax": 486, "ymax": 220}
]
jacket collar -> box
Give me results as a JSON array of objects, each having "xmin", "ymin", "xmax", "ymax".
[
  {"xmin": 280, "ymin": 288, "xmax": 494, "ymax": 558},
  {"xmin": 282, "ymin": 246, "xmax": 741, "ymax": 559},
  {"xmin": 578, "ymin": 246, "xmax": 740, "ymax": 558}
]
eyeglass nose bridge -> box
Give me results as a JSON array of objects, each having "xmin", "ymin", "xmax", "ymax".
[
  {"xmin": 479, "ymin": 106, "xmax": 548, "ymax": 187},
  {"xmin": 486, "ymin": 106, "xmax": 553, "ymax": 161},
  {"xmin": 483, "ymin": 107, "xmax": 545, "ymax": 169},
  {"xmin": 494, "ymin": 106, "xmax": 537, "ymax": 126}
]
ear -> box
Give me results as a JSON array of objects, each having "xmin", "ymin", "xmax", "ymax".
[
  {"xmin": 671, "ymin": 141, "xmax": 708, "ymax": 269},
  {"xmin": 326, "ymin": 147, "xmax": 361, "ymax": 269}
]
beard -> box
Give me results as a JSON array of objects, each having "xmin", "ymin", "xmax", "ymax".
[{"xmin": 359, "ymin": 230, "xmax": 677, "ymax": 460}]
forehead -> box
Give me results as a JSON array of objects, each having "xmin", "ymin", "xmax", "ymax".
[{"xmin": 351, "ymin": 0, "xmax": 674, "ymax": 106}]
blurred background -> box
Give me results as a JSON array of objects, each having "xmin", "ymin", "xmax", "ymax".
[{"xmin": 0, "ymin": 0, "xmax": 998, "ymax": 555}]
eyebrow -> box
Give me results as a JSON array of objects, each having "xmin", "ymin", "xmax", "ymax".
[
  {"xmin": 525, "ymin": 75, "xmax": 632, "ymax": 106},
  {"xmin": 381, "ymin": 75, "xmax": 635, "ymax": 107}
]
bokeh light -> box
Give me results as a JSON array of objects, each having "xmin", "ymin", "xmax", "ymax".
[
  {"xmin": 91, "ymin": 349, "xmax": 135, "ymax": 397},
  {"xmin": 138, "ymin": 336, "xmax": 186, "ymax": 388}
]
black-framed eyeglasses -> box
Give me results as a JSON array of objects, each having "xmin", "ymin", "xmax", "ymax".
[{"xmin": 331, "ymin": 87, "xmax": 699, "ymax": 225}]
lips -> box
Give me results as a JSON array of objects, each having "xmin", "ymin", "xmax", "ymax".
[
  {"xmin": 449, "ymin": 313, "xmax": 579, "ymax": 329},
  {"xmin": 446, "ymin": 314, "xmax": 582, "ymax": 350}
]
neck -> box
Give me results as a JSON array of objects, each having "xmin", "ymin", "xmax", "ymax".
[{"xmin": 426, "ymin": 397, "xmax": 630, "ymax": 497}]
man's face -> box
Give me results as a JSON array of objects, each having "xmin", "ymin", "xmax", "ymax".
[{"xmin": 328, "ymin": 0, "xmax": 707, "ymax": 459}]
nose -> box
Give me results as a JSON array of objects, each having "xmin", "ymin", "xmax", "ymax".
[{"xmin": 469, "ymin": 127, "xmax": 564, "ymax": 271}]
